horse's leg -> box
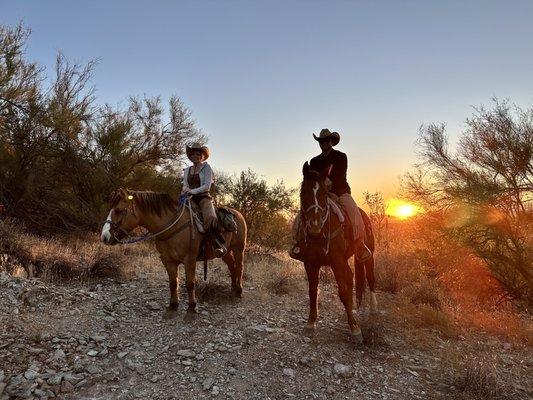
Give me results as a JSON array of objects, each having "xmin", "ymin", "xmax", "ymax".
[
  {"xmin": 366, "ymin": 255, "xmax": 378, "ymax": 312},
  {"xmin": 303, "ymin": 262, "xmax": 319, "ymax": 334},
  {"xmin": 232, "ymin": 246, "xmax": 244, "ymax": 298},
  {"xmin": 184, "ymin": 258, "xmax": 197, "ymax": 317},
  {"xmin": 353, "ymin": 255, "xmax": 365, "ymax": 309},
  {"xmin": 332, "ymin": 259, "xmax": 363, "ymax": 344},
  {"xmin": 161, "ymin": 258, "xmax": 179, "ymax": 317},
  {"xmin": 222, "ymin": 250, "xmax": 238, "ymax": 293}
]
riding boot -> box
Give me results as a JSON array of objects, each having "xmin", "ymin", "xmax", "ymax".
[
  {"xmin": 289, "ymin": 243, "xmax": 305, "ymax": 261},
  {"xmin": 211, "ymin": 228, "xmax": 227, "ymax": 258},
  {"xmin": 289, "ymin": 224, "xmax": 306, "ymax": 261},
  {"xmin": 355, "ymin": 237, "xmax": 372, "ymax": 263}
]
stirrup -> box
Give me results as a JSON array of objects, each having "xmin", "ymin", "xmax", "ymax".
[
  {"xmin": 356, "ymin": 244, "xmax": 372, "ymax": 263},
  {"xmin": 214, "ymin": 244, "xmax": 227, "ymax": 258}
]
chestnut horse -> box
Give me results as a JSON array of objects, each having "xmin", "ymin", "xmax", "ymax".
[
  {"xmin": 298, "ymin": 162, "xmax": 376, "ymax": 344},
  {"xmin": 101, "ymin": 189, "xmax": 247, "ymax": 317}
]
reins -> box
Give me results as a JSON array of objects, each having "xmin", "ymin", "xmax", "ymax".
[
  {"xmin": 105, "ymin": 196, "xmax": 193, "ymax": 244},
  {"xmin": 302, "ymin": 193, "xmax": 343, "ymax": 256}
]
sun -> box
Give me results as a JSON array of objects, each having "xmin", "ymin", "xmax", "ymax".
[{"xmin": 386, "ymin": 199, "xmax": 422, "ymax": 220}]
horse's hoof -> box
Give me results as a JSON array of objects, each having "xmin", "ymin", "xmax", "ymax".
[
  {"xmin": 303, "ymin": 324, "xmax": 316, "ymax": 337},
  {"xmin": 350, "ymin": 328, "xmax": 364, "ymax": 346},
  {"xmin": 163, "ymin": 309, "xmax": 179, "ymax": 320},
  {"xmin": 183, "ymin": 310, "xmax": 197, "ymax": 322}
]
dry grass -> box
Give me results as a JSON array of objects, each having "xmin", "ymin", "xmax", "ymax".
[
  {"xmin": 267, "ymin": 266, "xmax": 301, "ymax": 295},
  {"xmin": 415, "ymin": 304, "xmax": 458, "ymax": 338},
  {"xmin": 402, "ymin": 279, "xmax": 443, "ymax": 310},
  {"xmin": 441, "ymin": 354, "xmax": 519, "ymax": 400},
  {"xmin": 0, "ymin": 219, "xmax": 135, "ymax": 282}
]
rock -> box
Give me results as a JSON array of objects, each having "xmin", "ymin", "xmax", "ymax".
[
  {"xmin": 150, "ymin": 375, "xmax": 160, "ymax": 383},
  {"xmin": 118, "ymin": 351, "xmax": 129, "ymax": 359},
  {"xmin": 47, "ymin": 373, "xmax": 64, "ymax": 386},
  {"xmin": 283, "ymin": 368, "xmax": 295, "ymax": 378},
  {"xmin": 503, "ymin": 342, "xmax": 512, "ymax": 350},
  {"xmin": 202, "ymin": 378, "xmax": 215, "ymax": 391},
  {"xmin": 87, "ymin": 350, "xmax": 99, "ymax": 357},
  {"xmin": 90, "ymin": 335, "xmax": 106, "ymax": 342},
  {"xmin": 24, "ymin": 369, "xmax": 39, "ymax": 380},
  {"xmin": 86, "ymin": 365, "xmax": 103, "ymax": 375},
  {"xmin": 63, "ymin": 374, "xmax": 84, "ymax": 385},
  {"xmin": 212, "ymin": 386, "xmax": 220, "ymax": 396},
  {"xmin": 333, "ymin": 363, "xmax": 354, "ymax": 378},
  {"xmin": 0, "ymin": 382, "xmax": 5, "ymax": 396},
  {"xmin": 61, "ymin": 380, "xmax": 74, "ymax": 393},
  {"xmin": 53, "ymin": 349, "xmax": 66, "ymax": 359},
  {"xmin": 147, "ymin": 301, "xmax": 161, "ymax": 311},
  {"xmin": 326, "ymin": 386, "xmax": 336, "ymax": 395},
  {"xmin": 177, "ymin": 349, "xmax": 195, "ymax": 358}
]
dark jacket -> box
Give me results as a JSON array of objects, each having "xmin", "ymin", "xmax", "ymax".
[{"xmin": 310, "ymin": 149, "xmax": 351, "ymax": 197}]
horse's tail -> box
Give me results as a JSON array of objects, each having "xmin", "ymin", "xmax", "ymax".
[{"xmin": 354, "ymin": 208, "xmax": 376, "ymax": 304}]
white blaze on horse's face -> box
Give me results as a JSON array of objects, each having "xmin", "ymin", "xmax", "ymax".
[
  {"xmin": 313, "ymin": 182, "xmax": 319, "ymax": 206},
  {"xmin": 101, "ymin": 210, "xmax": 113, "ymax": 243}
]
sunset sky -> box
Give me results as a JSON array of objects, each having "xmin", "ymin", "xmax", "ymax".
[{"xmin": 3, "ymin": 0, "xmax": 533, "ymax": 203}]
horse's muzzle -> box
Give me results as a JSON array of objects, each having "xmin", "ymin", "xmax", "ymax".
[{"xmin": 306, "ymin": 227, "xmax": 322, "ymax": 237}]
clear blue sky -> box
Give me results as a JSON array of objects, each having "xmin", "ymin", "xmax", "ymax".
[{"xmin": 2, "ymin": 0, "xmax": 533, "ymax": 202}]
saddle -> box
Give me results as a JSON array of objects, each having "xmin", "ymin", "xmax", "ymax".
[
  {"xmin": 192, "ymin": 204, "xmax": 237, "ymax": 261},
  {"xmin": 327, "ymin": 194, "xmax": 355, "ymax": 257}
]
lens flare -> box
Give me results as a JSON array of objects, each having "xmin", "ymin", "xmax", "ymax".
[{"xmin": 386, "ymin": 199, "xmax": 422, "ymax": 220}]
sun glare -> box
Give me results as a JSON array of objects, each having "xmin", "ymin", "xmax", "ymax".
[{"xmin": 386, "ymin": 199, "xmax": 422, "ymax": 220}]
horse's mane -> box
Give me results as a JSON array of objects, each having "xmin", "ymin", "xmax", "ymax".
[{"xmin": 131, "ymin": 191, "xmax": 177, "ymax": 216}]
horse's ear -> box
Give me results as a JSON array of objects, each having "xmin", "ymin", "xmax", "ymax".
[{"xmin": 302, "ymin": 162, "xmax": 310, "ymax": 177}]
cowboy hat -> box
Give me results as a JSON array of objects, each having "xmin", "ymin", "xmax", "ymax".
[
  {"xmin": 313, "ymin": 128, "xmax": 340, "ymax": 146},
  {"xmin": 186, "ymin": 142, "xmax": 210, "ymax": 161}
]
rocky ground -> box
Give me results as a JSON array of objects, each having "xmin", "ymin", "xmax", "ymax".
[{"xmin": 1, "ymin": 253, "xmax": 531, "ymax": 400}]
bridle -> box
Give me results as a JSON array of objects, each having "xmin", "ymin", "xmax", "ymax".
[
  {"xmin": 301, "ymin": 180, "xmax": 332, "ymax": 253},
  {"xmin": 104, "ymin": 196, "xmax": 191, "ymax": 244},
  {"xmin": 302, "ymin": 202, "xmax": 330, "ymax": 233}
]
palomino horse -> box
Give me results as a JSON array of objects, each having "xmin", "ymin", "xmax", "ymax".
[
  {"xmin": 101, "ymin": 189, "xmax": 247, "ymax": 317},
  {"xmin": 298, "ymin": 162, "xmax": 376, "ymax": 344}
]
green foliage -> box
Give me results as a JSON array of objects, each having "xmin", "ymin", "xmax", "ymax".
[
  {"xmin": 0, "ymin": 23, "xmax": 201, "ymax": 233},
  {"xmin": 217, "ymin": 169, "xmax": 296, "ymax": 249}
]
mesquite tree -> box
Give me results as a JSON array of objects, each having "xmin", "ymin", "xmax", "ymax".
[
  {"xmin": 0, "ymin": 23, "xmax": 202, "ymax": 233},
  {"xmin": 405, "ymin": 100, "xmax": 532, "ymax": 304}
]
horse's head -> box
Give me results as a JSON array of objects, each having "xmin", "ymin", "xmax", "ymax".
[
  {"xmin": 300, "ymin": 162, "xmax": 330, "ymax": 237},
  {"xmin": 101, "ymin": 188, "xmax": 141, "ymax": 245}
]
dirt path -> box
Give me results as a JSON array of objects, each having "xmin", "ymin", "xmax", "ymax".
[{"xmin": 1, "ymin": 255, "xmax": 531, "ymax": 400}]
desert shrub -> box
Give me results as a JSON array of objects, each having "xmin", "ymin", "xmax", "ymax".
[
  {"xmin": 267, "ymin": 266, "xmax": 301, "ymax": 295},
  {"xmin": 447, "ymin": 358, "xmax": 513, "ymax": 400},
  {"xmin": 402, "ymin": 278, "xmax": 443, "ymax": 310},
  {"xmin": 216, "ymin": 169, "xmax": 295, "ymax": 250},
  {"xmin": 413, "ymin": 304, "xmax": 457, "ymax": 338},
  {"xmin": 0, "ymin": 23, "xmax": 202, "ymax": 235},
  {"xmin": 0, "ymin": 219, "xmax": 132, "ymax": 281}
]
